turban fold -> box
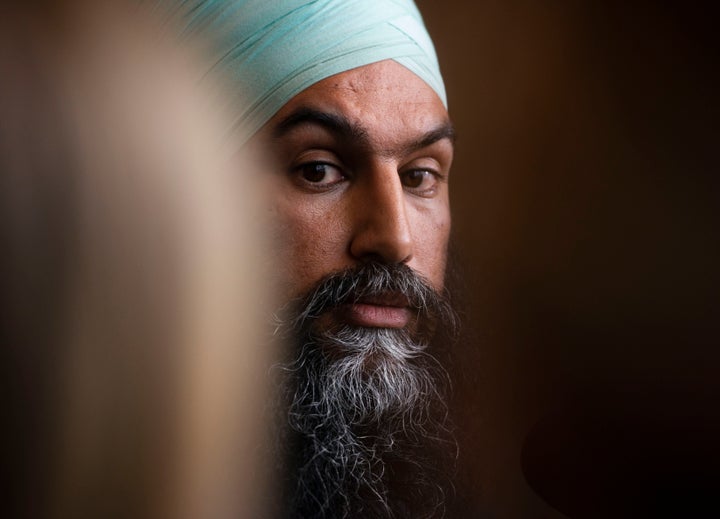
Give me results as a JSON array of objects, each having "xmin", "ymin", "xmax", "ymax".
[{"xmin": 164, "ymin": 0, "xmax": 446, "ymax": 141}]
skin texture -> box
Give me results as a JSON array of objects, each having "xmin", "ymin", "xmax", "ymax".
[{"xmin": 251, "ymin": 59, "xmax": 454, "ymax": 317}]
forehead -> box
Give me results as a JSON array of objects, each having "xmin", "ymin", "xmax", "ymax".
[{"xmin": 266, "ymin": 60, "xmax": 450, "ymax": 147}]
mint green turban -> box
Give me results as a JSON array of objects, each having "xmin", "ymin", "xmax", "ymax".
[{"xmin": 167, "ymin": 0, "xmax": 446, "ymax": 141}]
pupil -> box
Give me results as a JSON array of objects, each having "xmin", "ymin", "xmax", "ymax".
[
  {"xmin": 405, "ymin": 170, "xmax": 424, "ymax": 188},
  {"xmin": 303, "ymin": 164, "xmax": 326, "ymax": 182}
]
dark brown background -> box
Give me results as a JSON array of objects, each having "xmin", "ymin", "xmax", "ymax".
[{"xmin": 416, "ymin": 1, "xmax": 719, "ymax": 518}]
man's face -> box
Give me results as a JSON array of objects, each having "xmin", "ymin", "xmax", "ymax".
[
  {"xmin": 251, "ymin": 59, "xmax": 456, "ymax": 516},
  {"xmin": 252, "ymin": 59, "xmax": 453, "ymax": 317}
]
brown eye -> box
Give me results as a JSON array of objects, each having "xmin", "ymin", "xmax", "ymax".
[
  {"xmin": 401, "ymin": 169, "xmax": 437, "ymax": 191},
  {"xmin": 301, "ymin": 163, "xmax": 328, "ymax": 182},
  {"xmin": 296, "ymin": 162, "xmax": 345, "ymax": 188}
]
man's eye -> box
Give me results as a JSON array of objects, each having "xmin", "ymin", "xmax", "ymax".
[
  {"xmin": 296, "ymin": 162, "xmax": 345, "ymax": 187},
  {"xmin": 400, "ymin": 169, "xmax": 438, "ymax": 191}
]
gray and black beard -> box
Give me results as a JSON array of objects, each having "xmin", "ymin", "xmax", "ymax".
[{"xmin": 271, "ymin": 262, "xmax": 459, "ymax": 519}]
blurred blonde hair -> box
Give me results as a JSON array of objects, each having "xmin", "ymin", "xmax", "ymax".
[{"xmin": 1, "ymin": 2, "xmax": 273, "ymax": 518}]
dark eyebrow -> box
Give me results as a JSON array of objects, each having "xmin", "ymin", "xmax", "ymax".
[
  {"xmin": 402, "ymin": 122, "xmax": 456, "ymax": 155},
  {"xmin": 273, "ymin": 107, "xmax": 368, "ymax": 141},
  {"xmin": 273, "ymin": 106, "xmax": 455, "ymax": 154}
]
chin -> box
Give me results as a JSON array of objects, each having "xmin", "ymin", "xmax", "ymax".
[{"xmin": 268, "ymin": 262, "xmax": 459, "ymax": 517}]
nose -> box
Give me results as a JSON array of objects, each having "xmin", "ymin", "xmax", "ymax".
[{"xmin": 349, "ymin": 168, "xmax": 413, "ymax": 264}]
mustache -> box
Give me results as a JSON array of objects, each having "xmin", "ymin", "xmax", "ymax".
[
  {"xmin": 274, "ymin": 263, "xmax": 458, "ymax": 517},
  {"xmin": 277, "ymin": 262, "xmax": 458, "ymax": 336}
]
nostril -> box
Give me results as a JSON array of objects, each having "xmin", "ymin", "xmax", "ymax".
[
  {"xmin": 357, "ymin": 251, "xmax": 413, "ymax": 266},
  {"xmin": 349, "ymin": 220, "xmax": 413, "ymax": 264}
]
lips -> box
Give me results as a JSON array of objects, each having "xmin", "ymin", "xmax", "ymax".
[{"xmin": 338, "ymin": 293, "xmax": 413, "ymax": 329}]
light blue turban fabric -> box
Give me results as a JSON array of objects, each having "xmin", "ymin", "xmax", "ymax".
[{"xmin": 165, "ymin": 0, "xmax": 446, "ymax": 141}]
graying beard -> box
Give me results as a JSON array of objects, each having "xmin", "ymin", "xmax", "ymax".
[
  {"xmin": 303, "ymin": 327, "xmax": 438, "ymax": 424},
  {"xmin": 278, "ymin": 262, "xmax": 458, "ymax": 338},
  {"xmin": 281, "ymin": 326, "xmax": 451, "ymax": 519},
  {"xmin": 271, "ymin": 262, "xmax": 458, "ymax": 518}
]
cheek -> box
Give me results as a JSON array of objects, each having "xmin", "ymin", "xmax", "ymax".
[
  {"xmin": 410, "ymin": 203, "xmax": 451, "ymax": 289},
  {"xmin": 270, "ymin": 197, "xmax": 350, "ymax": 299}
]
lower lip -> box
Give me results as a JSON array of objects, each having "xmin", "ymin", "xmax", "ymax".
[{"xmin": 342, "ymin": 303, "xmax": 411, "ymax": 328}]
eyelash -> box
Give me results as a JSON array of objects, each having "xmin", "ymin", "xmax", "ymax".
[
  {"xmin": 400, "ymin": 168, "xmax": 444, "ymax": 196},
  {"xmin": 292, "ymin": 161, "xmax": 347, "ymax": 191}
]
